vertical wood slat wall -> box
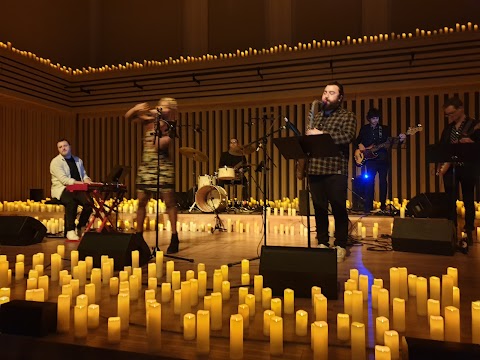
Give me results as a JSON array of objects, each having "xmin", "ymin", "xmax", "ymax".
[{"xmin": 1, "ymin": 91, "xmax": 480, "ymax": 203}]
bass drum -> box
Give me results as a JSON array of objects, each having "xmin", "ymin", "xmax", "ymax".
[{"xmin": 195, "ymin": 185, "xmax": 228, "ymax": 213}]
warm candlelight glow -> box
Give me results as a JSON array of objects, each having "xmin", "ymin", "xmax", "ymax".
[
  {"xmin": 392, "ymin": 298, "xmax": 405, "ymax": 332},
  {"xmin": 230, "ymin": 314, "xmax": 243, "ymax": 359},
  {"xmin": 444, "ymin": 306, "xmax": 460, "ymax": 342},
  {"xmin": 430, "ymin": 315, "xmax": 444, "ymax": 341},
  {"xmin": 337, "ymin": 313, "xmax": 350, "ymax": 341},
  {"xmin": 270, "ymin": 316, "xmax": 283, "ymax": 355},
  {"xmin": 295, "ymin": 310, "xmax": 308, "ymax": 336},
  {"xmin": 376, "ymin": 316, "xmax": 390, "ymax": 345},
  {"xmin": 196, "ymin": 310, "xmax": 210, "ymax": 355},
  {"xmin": 384, "ymin": 330, "xmax": 399, "ymax": 360},
  {"xmin": 351, "ymin": 322, "xmax": 366, "ymax": 360}
]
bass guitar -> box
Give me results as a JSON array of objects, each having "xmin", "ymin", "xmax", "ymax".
[{"xmin": 354, "ymin": 125, "xmax": 422, "ymax": 167}]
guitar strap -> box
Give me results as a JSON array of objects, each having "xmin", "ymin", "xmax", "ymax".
[{"xmin": 378, "ymin": 125, "xmax": 383, "ymax": 142}]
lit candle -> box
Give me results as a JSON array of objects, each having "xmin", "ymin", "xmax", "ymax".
[
  {"xmin": 87, "ymin": 304, "xmax": 99, "ymax": 329},
  {"xmin": 221, "ymin": 280, "xmax": 230, "ymax": 300},
  {"xmin": 371, "ymin": 285, "xmax": 381, "ymax": 309},
  {"xmin": 166, "ymin": 261, "xmax": 174, "ymax": 283},
  {"xmin": 238, "ymin": 304, "xmax": 250, "ymax": 328},
  {"xmin": 373, "ymin": 227, "xmax": 378, "ymax": 239},
  {"xmin": 71, "ymin": 250, "xmax": 78, "ymax": 269},
  {"xmin": 359, "ymin": 275, "xmax": 369, "ymax": 301},
  {"xmin": 190, "ymin": 279, "xmax": 199, "ymax": 306},
  {"xmin": 263, "ymin": 310, "xmax": 275, "ymax": 336},
  {"xmin": 181, "ymin": 281, "xmax": 192, "ymax": 317},
  {"xmin": 239, "ymin": 286, "xmax": 249, "ymax": 305},
  {"xmin": 210, "ymin": 292, "xmax": 222, "ymax": 331},
  {"xmin": 444, "ymin": 306, "xmax": 460, "ymax": 342},
  {"xmin": 172, "ymin": 270, "xmax": 181, "ymax": 291},
  {"xmin": 351, "ymin": 322, "xmax": 366, "ymax": 360},
  {"xmin": 416, "ymin": 277, "xmax": 428, "ymax": 316},
  {"xmin": 184, "ymin": 313, "xmax": 196, "ymax": 340},
  {"xmin": 375, "ymin": 345, "xmax": 391, "ymax": 360},
  {"xmin": 427, "ymin": 298, "xmax": 440, "ymax": 318},
  {"xmin": 390, "ymin": 267, "xmax": 400, "ymax": 301},
  {"xmin": 57, "ymin": 294, "xmax": 70, "ymax": 333},
  {"xmin": 398, "ymin": 267, "xmax": 408, "ymax": 300},
  {"xmin": 337, "ymin": 313, "xmax": 350, "ymax": 341},
  {"xmin": 245, "ymin": 294, "xmax": 256, "ymax": 317},
  {"xmin": 378, "ymin": 288, "xmax": 390, "ymax": 318},
  {"xmin": 129, "ymin": 275, "xmax": 139, "ymax": 301},
  {"xmin": 131, "ymin": 250, "xmax": 139, "ymax": 268},
  {"xmin": 392, "ymin": 298, "xmax": 405, "ymax": 332},
  {"xmin": 203, "ymin": 295, "xmax": 211, "ymax": 311},
  {"xmin": 472, "ymin": 301, "xmax": 480, "ymax": 344},
  {"xmin": 376, "ymin": 316, "xmax": 390, "ymax": 345},
  {"xmin": 162, "ymin": 282, "xmax": 172, "ymax": 302},
  {"xmin": 284, "ymin": 288, "xmax": 294, "ymax": 314},
  {"xmin": 295, "ymin": 310, "xmax": 308, "ymax": 336},
  {"xmin": 312, "ymin": 321, "xmax": 328, "ymax": 359},
  {"xmin": 156, "ymin": 251, "xmax": 163, "ymax": 279},
  {"xmin": 453, "ymin": 286, "xmax": 460, "ymax": 309},
  {"xmin": 271, "ymin": 298, "xmax": 282, "ymax": 317},
  {"xmin": 117, "ymin": 292, "xmax": 130, "ymax": 331},
  {"xmin": 430, "ymin": 315, "xmax": 444, "ymax": 341},
  {"xmin": 220, "ymin": 265, "xmax": 228, "ymax": 281},
  {"xmin": 147, "ymin": 302, "xmax": 162, "ymax": 352},
  {"xmin": 262, "ymin": 287, "xmax": 272, "ymax": 309},
  {"xmin": 108, "ymin": 317, "xmax": 121, "ymax": 344},
  {"xmin": 352, "ymin": 290, "xmax": 363, "ymax": 323},
  {"xmin": 241, "ymin": 259, "xmax": 249, "ymax": 274},
  {"xmin": 196, "ymin": 310, "xmax": 210, "ymax": 355},
  {"xmin": 74, "ymin": 305, "xmax": 88, "ymax": 338},
  {"xmin": 38, "ymin": 275, "xmax": 49, "ymax": 299},
  {"xmin": 270, "ymin": 316, "xmax": 283, "ymax": 355},
  {"xmin": 198, "ymin": 271, "xmax": 207, "ymax": 297},
  {"xmin": 76, "ymin": 294, "xmax": 88, "ymax": 307},
  {"xmin": 254, "ymin": 275, "xmax": 263, "ymax": 302},
  {"xmin": 447, "ymin": 267, "xmax": 458, "ymax": 287},
  {"xmin": 230, "ymin": 314, "xmax": 243, "ymax": 359},
  {"xmin": 91, "ymin": 268, "xmax": 101, "ymax": 302},
  {"xmin": 408, "ymin": 274, "xmax": 417, "ymax": 296},
  {"xmin": 314, "ymin": 294, "xmax": 327, "ymax": 321},
  {"xmin": 174, "ymin": 289, "xmax": 181, "ymax": 315},
  {"xmin": 312, "ymin": 286, "xmax": 322, "ymax": 307},
  {"xmin": 429, "ymin": 276, "xmax": 440, "ymax": 301},
  {"xmin": 442, "ymin": 274, "xmax": 454, "ymax": 308},
  {"xmin": 344, "ymin": 290, "xmax": 353, "ymax": 315}
]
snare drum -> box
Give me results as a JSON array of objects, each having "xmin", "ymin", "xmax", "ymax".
[
  {"xmin": 195, "ymin": 185, "xmax": 228, "ymax": 212},
  {"xmin": 217, "ymin": 166, "xmax": 235, "ymax": 180},
  {"xmin": 198, "ymin": 174, "xmax": 216, "ymax": 188}
]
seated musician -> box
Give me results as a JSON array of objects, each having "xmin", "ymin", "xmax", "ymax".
[
  {"xmin": 218, "ymin": 138, "xmax": 249, "ymax": 201},
  {"xmin": 50, "ymin": 139, "xmax": 93, "ymax": 241}
]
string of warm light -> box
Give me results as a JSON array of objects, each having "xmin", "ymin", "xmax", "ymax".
[{"xmin": 0, "ymin": 22, "xmax": 477, "ymax": 76}]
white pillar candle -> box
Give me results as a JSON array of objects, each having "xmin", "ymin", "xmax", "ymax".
[
  {"xmin": 375, "ymin": 345, "xmax": 391, "ymax": 360},
  {"xmin": 155, "ymin": 251, "xmax": 163, "ymax": 279},
  {"xmin": 221, "ymin": 281, "xmax": 230, "ymax": 301},
  {"xmin": 117, "ymin": 292, "xmax": 130, "ymax": 331},
  {"xmin": 430, "ymin": 315, "xmax": 444, "ymax": 341},
  {"xmin": 472, "ymin": 301, "xmax": 480, "ymax": 344},
  {"xmin": 351, "ymin": 322, "xmax": 366, "ymax": 360},
  {"xmin": 372, "ymin": 284, "xmax": 381, "ymax": 309},
  {"xmin": 230, "ymin": 314, "xmax": 243, "ymax": 359},
  {"xmin": 271, "ymin": 298, "xmax": 282, "ymax": 317},
  {"xmin": 429, "ymin": 276, "xmax": 440, "ymax": 301},
  {"xmin": 442, "ymin": 274, "xmax": 454, "ymax": 308},
  {"xmin": 359, "ymin": 275, "xmax": 369, "ymax": 302},
  {"xmin": 108, "ymin": 317, "xmax": 121, "ymax": 344},
  {"xmin": 198, "ymin": 271, "xmax": 207, "ymax": 297},
  {"xmin": 295, "ymin": 310, "xmax": 308, "ymax": 336},
  {"xmin": 241, "ymin": 273, "xmax": 250, "ymax": 286},
  {"xmin": 312, "ymin": 286, "xmax": 322, "ymax": 307},
  {"xmin": 190, "ymin": 279, "xmax": 199, "ymax": 306},
  {"xmin": 263, "ymin": 309, "xmax": 275, "ymax": 336},
  {"xmin": 241, "ymin": 259, "xmax": 249, "ymax": 274},
  {"xmin": 270, "ymin": 316, "xmax": 283, "ymax": 355},
  {"xmin": 147, "ymin": 301, "xmax": 162, "ymax": 351},
  {"xmin": 91, "ymin": 268, "xmax": 101, "ymax": 302},
  {"xmin": 378, "ymin": 288, "xmax": 390, "ymax": 318},
  {"xmin": 87, "ymin": 304, "xmax": 100, "ymax": 329},
  {"xmin": 173, "ymin": 289, "xmax": 181, "ymax": 315},
  {"xmin": 210, "ymin": 292, "xmax": 222, "ymax": 330},
  {"xmin": 392, "ymin": 298, "xmax": 405, "ymax": 332},
  {"xmin": 284, "ymin": 288, "xmax": 294, "ymax": 314},
  {"xmin": 376, "ymin": 316, "xmax": 390, "ymax": 345},
  {"xmin": 161, "ymin": 282, "xmax": 171, "ymax": 303},
  {"xmin": 314, "ymin": 294, "xmax": 327, "ymax": 321},
  {"xmin": 262, "ymin": 287, "xmax": 272, "ymax": 309},
  {"xmin": 312, "ymin": 320, "xmax": 328, "ymax": 360},
  {"xmin": 147, "ymin": 263, "xmax": 156, "ymax": 280},
  {"xmin": 196, "ymin": 310, "xmax": 210, "ymax": 355},
  {"xmin": 352, "ymin": 290, "xmax": 363, "ymax": 323},
  {"xmin": 74, "ymin": 305, "xmax": 88, "ymax": 338},
  {"xmin": 389, "ymin": 267, "xmax": 400, "ymax": 302},
  {"xmin": 427, "ymin": 299, "xmax": 440, "ymax": 318},
  {"xmin": 337, "ymin": 313, "xmax": 350, "ymax": 341},
  {"xmin": 344, "ymin": 290, "xmax": 353, "ymax": 316},
  {"xmin": 183, "ymin": 313, "xmax": 196, "ymax": 340},
  {"xmin": 444, "ymin": 306, "xmax": 460, "ymax": 342},
  {"xmin": 238, "ymin": 304, "xmax": 250, "ymax": 328},
  {"xmin": 453, "ymin": 286, "xmax": 460, "ymax": 309},
  {"xmin": 447, "ymin": 267, "xmax": 458, "ymax": 287},
  {"xmin": 57, "ymin": 294, "xmax": 70, "ymax": 333},
  {"xmin": 416, "ymin": 277, "xmax": 428, "ymax": 316},
  {"xmin": 38, "ymin": 275, "xmax": 49, "ymax": 299},
  {"xmin": 181, "ymin": 281, "xmax": 192, "ymax": 317},
  {"xmin": 172, "ymin": 270, "xmax": 181, "ymax": 291},
  {"xmin": 166, "ymin": 261, "xmax": 174, "ymax": 283},
  {"xmin": 245, "ymin": 294, "xmax": 256, "ymax": 317},
  {"xmin": 408, "ymin": 274, "xmax": 417, "ymax": 296}
]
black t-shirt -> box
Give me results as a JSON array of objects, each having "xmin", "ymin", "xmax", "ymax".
[{"xmin": 65, "ymin": 157, "xmax": 81, "ymax": 181}]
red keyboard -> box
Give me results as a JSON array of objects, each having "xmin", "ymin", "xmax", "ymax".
[{"xmin": 66, "ymin": 182, "xmax": 126, "ymax": 192}]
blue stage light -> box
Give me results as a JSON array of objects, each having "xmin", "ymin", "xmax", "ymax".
[{"xmin": 363, "ymin": 174, "xmax": 369, "ymax": 179}]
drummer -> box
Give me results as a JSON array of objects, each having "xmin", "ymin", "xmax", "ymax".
[{"xmin": 218, "ymin": 138, "xmax": 249, "ymax": 201}]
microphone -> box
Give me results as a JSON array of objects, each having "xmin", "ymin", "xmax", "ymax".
[
  {"xmin": 256, "ymin": 143, "xmax": 263, "ymax": 152},
  {"xmin": 193, "ymin": 125, "xmax": 203, "ymax": 132},
  {"xmin": 284, "ymin": 117, "xmax": 301, "ymax": 136},
  {"xmin": 255, "ymin": 161, "xmax": 265, "ymax": 173},
  {"xmin": 245, "ymin": 121, "xmax": 255, "ymax": 126}
]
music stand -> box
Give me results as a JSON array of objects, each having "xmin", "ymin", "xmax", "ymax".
[
  {"xmin": 273, "ymin": 134, "xmax": 340, "ymax": 248},
  {"xmin": 104, "ymin": 165, "xmax": 131, "ymax": 184}
]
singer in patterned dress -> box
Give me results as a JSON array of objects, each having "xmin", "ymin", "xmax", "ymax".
[
  {"xmin": 305, "ymin": 81, "xmax": 357, "ymax": 262},
  {"xmin": 125, "ymin": 97, "xmax": 179, "ymax": 254}
]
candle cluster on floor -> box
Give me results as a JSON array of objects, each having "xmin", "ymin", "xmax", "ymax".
[{"xmin": 1, "ymin": 248, "xmax": 480, "ymax": 359}]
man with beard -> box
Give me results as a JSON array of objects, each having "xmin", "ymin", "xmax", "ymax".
[{"xmin": 303, "ymin": 81, "xmax": 357, "ymax": 262}]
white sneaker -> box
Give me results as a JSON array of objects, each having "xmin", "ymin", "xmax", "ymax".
[
  {"xmin": 317, "ymin": 244, "xmax": 330, "ymax": 249},
  {"xmin": 335, "ymin": 246, "xmax": 346, "ymax": 263},
  {"xmin": 66, "ymin": 230, "xmax": 80, "ymax": 241}
]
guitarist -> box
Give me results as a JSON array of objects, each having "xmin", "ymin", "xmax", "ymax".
[
  {"xmin": 355, "ymin": 108, "xmax": 406, "ymax": 214},
  {"xmin": 437, "ymin": 97, "xmax": 480, "ymax": 245}
]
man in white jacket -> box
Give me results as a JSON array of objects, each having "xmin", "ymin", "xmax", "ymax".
[{"xmin": 50, "ymin": 139, "xmax": 93, "ymax": 241}]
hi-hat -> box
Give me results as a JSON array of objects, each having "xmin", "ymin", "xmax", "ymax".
[
  {"xmin": 179, "ymin": 147, "xmax": 208, "ymax": 162},
  {"xmin": 229, "ymin": 144, "xmax": 256, "ymax": 156}
]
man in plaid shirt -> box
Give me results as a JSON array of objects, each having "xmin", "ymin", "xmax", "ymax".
[{"xmin": 306, "ymin": 81, "xmax": 357, "ymax": 262}]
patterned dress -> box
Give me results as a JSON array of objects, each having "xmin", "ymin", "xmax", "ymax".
[{"xmin": 136, "ymin": 129, "xmax": 175, "ymax": 192}]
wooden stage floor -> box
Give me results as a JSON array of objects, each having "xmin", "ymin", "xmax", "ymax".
[{"xmin": 1, "ymin": 212, "xmax": 480, "ymax": 359}]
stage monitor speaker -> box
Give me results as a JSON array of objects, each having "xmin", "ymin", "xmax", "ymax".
[
  {"xmin": 0, "ymin": 300, "xmax": 57, "ymax": 337},
  {"xmin": 298, "ymin": 189, "xmax": 315, "ymax": 216},
  {"xmin": 259, "ymin": 245, "xmax": 338, "ymax": 299},
  {"xmin": 406, "ymin": 192, "xmax": 450, "ymax": 218},
  {"xmin": 78, "ymin": 232, "xmax": 150, "ymax": 270},
  {"xmin": 404, "ymin": 337, "xmax": 480, "ymax": 359},
  {"xmin": 0, "ymin": 216, "xmax": 47, "ymax": 246},
  {"xmin": 392, "ymin": 218, "xmax": 456, "ymax": 256}
]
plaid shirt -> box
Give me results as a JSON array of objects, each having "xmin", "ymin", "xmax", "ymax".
[{"xmin": 307, "ymin": 107, "xmax": 357, "ymax": 176}]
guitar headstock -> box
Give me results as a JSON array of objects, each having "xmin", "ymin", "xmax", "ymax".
[{"xmin": 406, "ymin": 124, "xmax": 423, "ymax": 135}]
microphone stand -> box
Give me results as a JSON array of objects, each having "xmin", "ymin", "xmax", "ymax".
[
  {"xmin": 151, "ymin": 108, "xmax": 193, "ymax": 263},
  {"xmin": 227, "ymin": 125, "xmax": 284, "ymax": 267}
]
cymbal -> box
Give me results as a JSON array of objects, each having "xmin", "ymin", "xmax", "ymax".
[
  {"xmin": 179, "ymin": 147, "xmax": 208, "ymax": 162},
  {"xmin": 229, "ymin": 144, "xmax": 256, "ymax": 156}
]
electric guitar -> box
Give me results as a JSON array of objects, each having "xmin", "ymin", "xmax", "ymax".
[{"xmin": 354, "ymin": 125, "xmax": 422, "ymax": 167}]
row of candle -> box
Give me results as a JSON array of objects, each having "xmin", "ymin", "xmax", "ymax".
[
  {"xmin": 2, "ymin": 21, "xmax": 477, "ymax": 76},
  {"xmin": 0, "ymin": 201, "xmax": 63, "ymax": 213}
]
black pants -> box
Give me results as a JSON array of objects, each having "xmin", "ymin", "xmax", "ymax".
[
  {"xmin": 308, "ymin": 174, "xmax": 349, "ymax": 248},
  {"xmin": 364, "ymin": 160, "xmax": 389, "ymax": 212},
  {"xmin": 59, "ymin": 189, "xmax": 93, "ymax": 231},
  {"xmin": 443, "ymin": 168, "xmax": 477, "ymax": 231}
]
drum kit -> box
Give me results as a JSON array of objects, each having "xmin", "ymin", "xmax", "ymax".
[{"xmin": 179, "ymin": 145, "xmax": 255, "ymax": 213}]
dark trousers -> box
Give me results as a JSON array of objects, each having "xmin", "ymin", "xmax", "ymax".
[
  {"xmin": 308, "ymin": 174, "xmax": 349, "ymax": 248},
  {"xmin": 443, "ymin": 168, "xmax": 477, "ymax": 231},
  {"xmin": 59, "ymin": 189, "xmax": 93, "ymax": 231},
  {"xmin": 364, "ymin": 161, "xmax": 389, "ymax": 211}
]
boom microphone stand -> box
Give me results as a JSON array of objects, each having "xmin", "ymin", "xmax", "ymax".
[{"xmin": 151, "ymin": 108, "xmax": 193, "ymax": 263}]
